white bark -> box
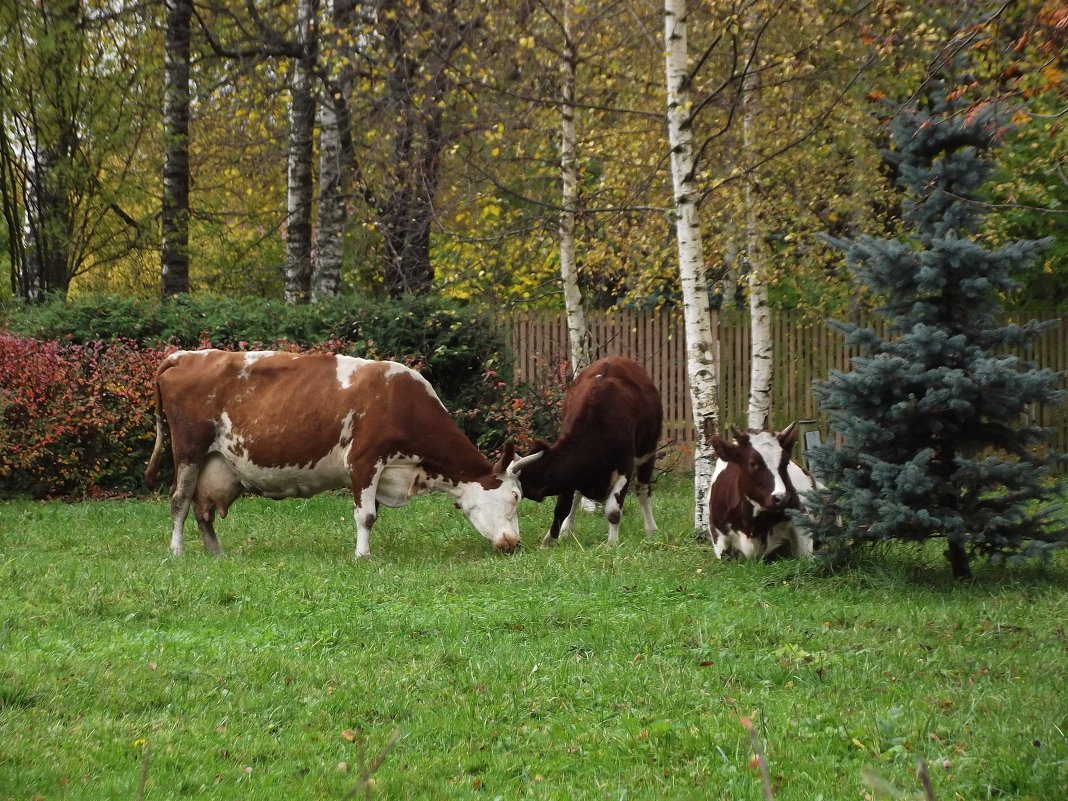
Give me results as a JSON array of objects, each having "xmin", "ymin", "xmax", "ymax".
[
  {"xmin": 559, "ymin": 0, "xmax": 592, "ymax": 373},
  {"xmin": 312, "ymin": 0, "xmax": 355, "ymax": 303},
  {"xmin": 743, "ymin": 32, "xmax": 772, "ymax": 432},
  {"xmin": 284, "ymin": 0, "xmax": 318, "ymax": 305},
  {"xmin": 313, "ymin": 87, "xmax": 344, "ymax": 302},
  {"xmin": 664, "ymin": 0, "xmax": 719, "ymax": 531}
]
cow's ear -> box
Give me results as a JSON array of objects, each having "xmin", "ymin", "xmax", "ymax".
[
  {"xmin": 493, "ymin": 440, "xmax": 517, "ymax": 473},
  {"xmin": 711, "ymin": 435, "xmax": 735, "ymax": 462}
]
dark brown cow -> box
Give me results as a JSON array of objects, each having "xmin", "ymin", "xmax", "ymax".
[
  {"xmin": 144, "ymin": 349, "xmax": 527, "ymax": 557},
  {"xmin": 705, "ymin": 424, "xmax": 816, "ymax": 560},
  {"xmin": 515, "ymin": 357, "xmax": 663, "ymax": 546}
]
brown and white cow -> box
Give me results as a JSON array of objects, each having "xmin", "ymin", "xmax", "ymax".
[
  {"xmin": 516, "ymin": 357, "xmax": 663, "ymax": 547},
  {"xmin": 705, "ymin": 423, "xmax": 817, "ymax": 560},
  {"xmin": 144, "ymin": 349, "xmax": 529, "ymax": 558}
]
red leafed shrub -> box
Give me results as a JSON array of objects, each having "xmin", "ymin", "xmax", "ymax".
[
  {"xmin": 0, "ymin": 334, "xmax": 174, "ymax": 499},
  {"xmin": 462, "ymin": 360, "xmax": 569, "ymax": 458}
]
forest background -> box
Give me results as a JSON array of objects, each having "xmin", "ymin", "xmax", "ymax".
[{"xmin": 1, "ymin": 0, "xmax": 1065, "ymax": 315}]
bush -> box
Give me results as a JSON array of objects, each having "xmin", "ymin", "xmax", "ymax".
[
  {"xmin": 0, "ymin": 295, "xmax": 555, "ymax": 498},
  {"xmin": 1, "ymin": 293, "xmax": 510, "ymax": 410},
  {"xmin": 0, "ymin": 334, "xmax": 172, "ymax": 498}
]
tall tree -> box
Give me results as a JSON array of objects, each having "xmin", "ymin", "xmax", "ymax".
[
  {"xmin": 284, "ymin": 0, "xmax": 319, "ymax": 305},
  {"xmin": 802, "ymin": 83, "xmax": 1065, "ymax": 579},
  {"xmin": 312, "ymin": 0, "xmax": 358, "ymax": 303},
  {"xmin": 369, "ymin": 0, "xmax": 475, "ymax": 295},
  {"xmin": 162, "ymin": 0, "xmax": 193, "ymax": 297},
  {"xmin": 0, "ymin": 0, "xmax": 155, "ymax": 300},
  {"xmin": 742, "ymin": 5, "xmax": 772, "ymax": 431},
  {"xmin": 556, "ymin": 0, "xmax": 592, "ymax": 371},
  {"xmin": 664, "ymin": 0, "xmax": 720, "ymax": 530}
]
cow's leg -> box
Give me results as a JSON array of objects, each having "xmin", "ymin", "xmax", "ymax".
[
  {"xmin": 736, "ymin": 533, "xmax": 765, "ymax": 561},
  {"xmin": 558, "ymin": 491, "xmax": 581, "ymax": 536},
  {"xmin": 710, "ymin": 526, "xmax": 729, "ymax": 559},
  {"xmin": 350, "ymin": 461, "xmax": 384, "ymax": 558},
  {"xmin": 603, "ymin": 473, "xmax": 629, "ymax": 545},
  {"xmin": 634, "ymin": 455, "xmax": 657, "ymax": 534},
  {"xmin": 169, "ymin": 463, "xmax": 200, "ymax": 556},
  {"xmin": 541, "ymin": 492, "xmax": 579, "ymax": 548}
]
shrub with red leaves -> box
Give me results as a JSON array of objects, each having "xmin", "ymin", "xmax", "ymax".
[{"xmin": 0, "ymin": 334, "xmax": 174, "ymax": 499}]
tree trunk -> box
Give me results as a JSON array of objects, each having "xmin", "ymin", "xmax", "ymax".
[
  {"xmin": 161, "ymin": 0, "xmax": 192, "ymax": 297},
  {"xmin": 19, "ymin": 0, "xmax": 80, "ymax": 301},
  {"xmin": 381, "ymin": 182, "xmax": 435, "ymax": 295},
  {"xmin": 664, "ymin": 0, "xmax": 720, "ymax": 531},
  {"xmin": 284, "ymin": 0, "xmax": 318, "ymax": 305},
  {"xmin": 946, "ymin": 540, "xmax": 973, "ymax": 580},
  {"xmin": 559, "ymin": 0, "xmax": 592, "ymax": 373},
  {"xmin": 24, "ymin": 147, "xmax": 74, "ymax": 301},
  {"xmin": 379, "ymin": 4, "xmax": 440, "ymax": 297},
  {"xmin": 312, "ymin": 0, "xmax": 354, "ymax": 303},
  {"xmin": 743, "ymin": 36, "xmax": 772, "ymax": 432},
  {"xmin": 313, "ymin": 85, "xmax": 346, "ymax": 302}
]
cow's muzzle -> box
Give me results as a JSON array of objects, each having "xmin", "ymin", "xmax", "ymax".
[
  {"xmin": 493, "ymin": 533, "xmax": 521, "ymax": 553},
  {"xmin": 767, "ymin": 492, "xmax": 792, "ymax": 510}
]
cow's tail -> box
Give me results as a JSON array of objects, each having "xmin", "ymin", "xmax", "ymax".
[{"xmin": 144, "ymin": 359, "xmax": 172, "ymax": 490}]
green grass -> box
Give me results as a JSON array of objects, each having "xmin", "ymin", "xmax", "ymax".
[{"xmin": 1, "ymin": 474, "xmax": 1066, "ymax": 800}]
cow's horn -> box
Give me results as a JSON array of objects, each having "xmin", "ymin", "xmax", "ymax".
[
  {"xmin": 779, "ymin": 420, "xmax": 797, "ymax": 438},
  {"xmin": 507, "ymin": 451, "xmax": 544, "ymax": 475}
]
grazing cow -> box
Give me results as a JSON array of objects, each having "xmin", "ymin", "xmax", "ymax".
[
  {"xmin": 144, "ymin": 349, "xmax": 529, "ymax": 558},
  {"xmin": 516, "ymin": 357, "xmax": 663, "ymax": 547},
  {"xmin": 705, "ymin": 423, "xmax": 817, "ymax": 560}
]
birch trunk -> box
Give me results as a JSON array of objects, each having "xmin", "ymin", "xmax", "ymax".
[
  {"xmin": 284, "ymin": 0, "xmax": 318, "ymax": 305},
  {"xmin": 312, "ymin": 0, "xmax": 354, "ymax": 303},
  {"xmin": 313, "ymin": 87, "xmax": 345, "ymax": 302},
  {"xmin": 742, "ymin": 37, "xmax": 772, "ymax": 431},
  {"xmin": 161, "ymin": 0, "xmax": 191, "ymax": 297},
  {"xmin": 664, "ymin": 0, "xmax": 719, "ymax": 531},
  {"xmin": 559, "ymin": 0, "xmax": 592, "ymax": 373}
]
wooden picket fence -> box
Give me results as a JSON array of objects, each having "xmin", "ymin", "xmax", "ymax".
[{"xmin": 506, "ymin": 309, "xmax": 1068, "ymax": 469}]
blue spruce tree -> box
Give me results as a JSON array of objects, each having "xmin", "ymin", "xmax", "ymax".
[{"xmin": 802, "ymin": 86, "xmax": 1064, "ymax": 579}]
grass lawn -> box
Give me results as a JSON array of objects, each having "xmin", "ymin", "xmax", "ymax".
[{"xmin": 1, "ymin": 473, "xmax": 1066, "ymax": 800}]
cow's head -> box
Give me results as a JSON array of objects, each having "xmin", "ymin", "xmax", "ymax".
[
  {"xmin": 511, "ymin": 439, "xmax": 554, "ymax": 502},
  {"xmin": 712, "ymin": 422, "xmax": 799, "ymax": 512},
  {"xmin": 456, "ymin": 442, "xmax": 542, "ymax": 553}
]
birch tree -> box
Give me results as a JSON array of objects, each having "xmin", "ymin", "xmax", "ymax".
[
  {"xmin": 663, "ymin": 0, "xmax": 719, "ymax": 530},
  {"xmin": 284, "ymin": 0, "xmax": 319, "ymax": 305},
  {"xmin": 312, "ymin": 0, "xmax": 358, "ymax": 303},
  {"xmin": 557, "ymin": 0, "xmax": 592, "ymax": 372},
  {"xmin": 742, "ymin": 7, "xmax": 772, "ymax": 432},
  {"xmin": 162, "ymin": 0, "xmax": 192, "ymax": 297}
]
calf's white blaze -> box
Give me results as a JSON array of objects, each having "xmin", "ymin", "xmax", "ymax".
[{"xmin": 749, "ymin": 431, "xmax": 789, "ymax": 504}]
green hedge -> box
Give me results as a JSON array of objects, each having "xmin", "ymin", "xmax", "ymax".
[{"xmin": 2, "ymin": 293, "xmax": 510, "ymax": 414}]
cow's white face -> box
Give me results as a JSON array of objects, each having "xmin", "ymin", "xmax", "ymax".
[
  {"xmin": 456, "ymin": 473, "xmax": 523, "ymax": 552},
  {"xmin": 748, "ymin": 431, "xmax": 791, "ymax": 509}
]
